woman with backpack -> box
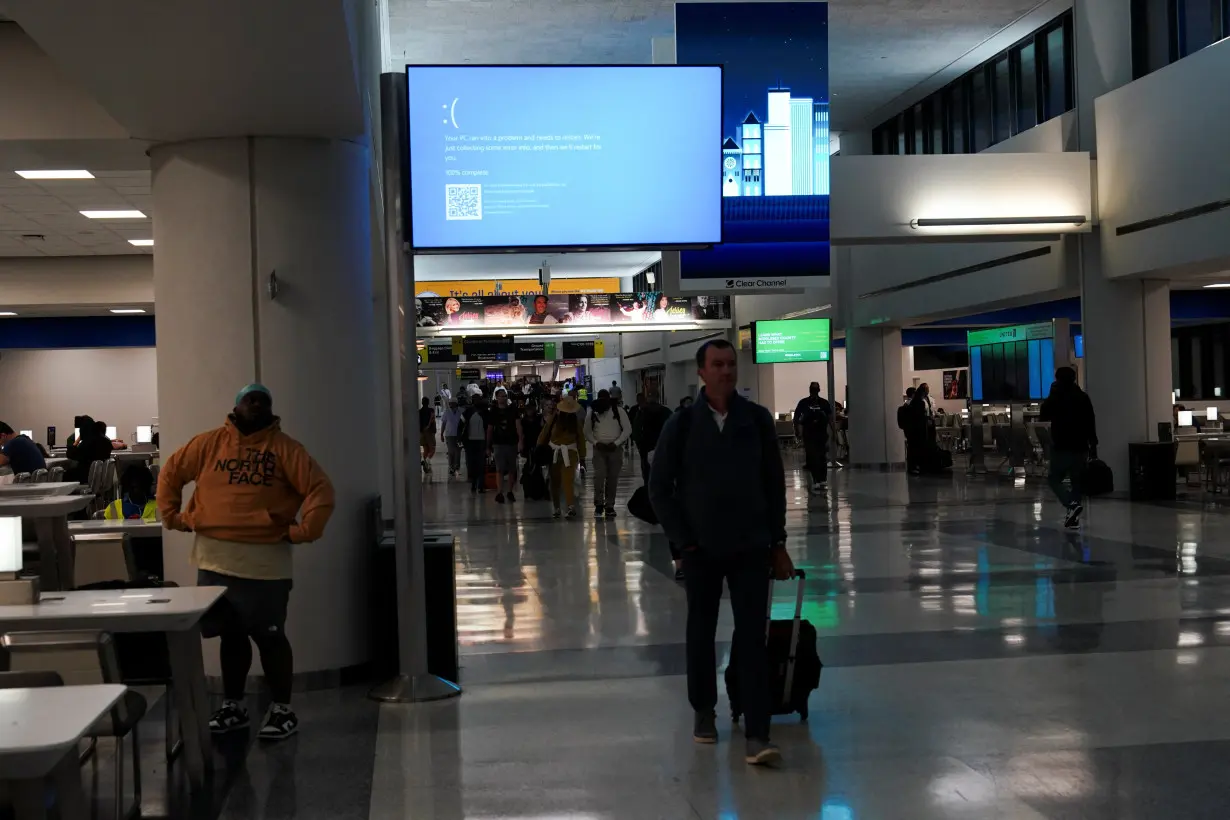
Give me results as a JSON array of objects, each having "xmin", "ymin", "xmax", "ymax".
[{"xmin": 584, "ymin": 389, "xmax": 632, "ymax": 519}]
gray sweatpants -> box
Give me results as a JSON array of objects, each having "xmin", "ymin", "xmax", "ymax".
[{"xmin": 592, "ymin": 447, "xmax": 623, "ymax": 509}]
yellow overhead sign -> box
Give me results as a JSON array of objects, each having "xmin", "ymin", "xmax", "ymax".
[{"xmin": 414, "ymin": 278, "xmax": 621, "ymax": 297}]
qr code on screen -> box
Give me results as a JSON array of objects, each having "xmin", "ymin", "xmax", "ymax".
[{"xmin": 445, "ymin": 184, "xmax": 482, "ymax": 221}]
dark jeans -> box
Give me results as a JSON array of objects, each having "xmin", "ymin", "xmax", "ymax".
[
  {"xmin": 684, "ymin": 548, "xmax": 771, "ymax": 740},
  {"xmin": 803, "ymin": 433, "xmax": 827, "ymax": 484},
  {"xmin": 465, "ymin": 440, "xmax": 487, "ymax": 490},
  {"xmin": 1049, "ymin": 448, "xmax": 1088, "ymax": 507}
]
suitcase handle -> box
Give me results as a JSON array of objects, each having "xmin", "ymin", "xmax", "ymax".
[{"xmin": 766, "ymin": 567, "xmax": 807, "ymax": 705}]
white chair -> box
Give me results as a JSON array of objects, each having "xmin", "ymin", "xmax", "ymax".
[
  {"xmin": 1, "ymin": 631, "xmax": 146, "ymax": 820},
  {"xmin": 71, "ymin": 532, "xmax": 137, "ymax": 587}
]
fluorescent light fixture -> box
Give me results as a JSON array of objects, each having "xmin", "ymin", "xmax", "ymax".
[
  {"xmin": 80, "ymin": 209, "xmax": 146, "ymax": 219},
  {"xmin": 128, "ymin": 239, "xmax": 154, "ymax": 247},
  {"xmin": 911, "ymin": 215, "xmax": 1087, "ymax": 229},
  {"xmin": 17, "ymin": 170, "xmax": 94, "ymax": 180},
  {"xmin": 1203, "ymin": 283, "xmax": 1230, "ymax": 289},
  {"xmin": 0, "ymin": 517, "xmax": 21, "ymax": 573},
  {"xmin": 109, "ymin": 308, "xmax": 146, "ymax": 314},
  {"xmin": 0, "ymin": 312, "xmax": 15, "ymax": 317}
]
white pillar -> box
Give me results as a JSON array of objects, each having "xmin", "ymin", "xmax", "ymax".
[
  {"xmin": 1073, "ymin": 0, "xmax": 1171, "ymax": 481},
  {"xmin": 152, "ymin": 137, "xmax": 378, "ymax": 678},
  {"xmin": 846, "ymin": 326, "xmax": 905, "ymax": 467}
]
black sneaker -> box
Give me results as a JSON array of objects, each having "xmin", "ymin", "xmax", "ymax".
[
  {"xmin": 674, "ymin": 567, "xmax": 686, "ymax": 583},
  {"xmin": 566, "ymin": 506, "xmax": 577, "ymax": 519},
  {"xmin": 604, "ymin": 507, "xmax": 616, "ymax": 520},
  {"xmin": 693, "ymin": 711, "xmax": 718, "ymax": 744},
  {"xmin": 745, "ymin": 738, "xmax": 782, "ymax": 766},
  {"xmin": 209, "ymin": 700, "xmax": 250, "ymax": 734},
  {"xmin": 507, "ymin": 492, "xmax": 516, "ymax": 503},
  {"xmin": 495, "ymin": 493, "xmax": 505, "ymax": 504},
  {"xmin": 258, "ymin": 704, "xmax": 299, "ymax": 741},
  {"xmin": 594, "ymin": 506, "xmax": 605, "ymax": 519},
  {"xmin": 553, "ymin": 508, "xmax": 562, "ymax": 519},
  {"xmin": 1064, "ymin": 503, "xmax": 1083, "ymax": 528}
]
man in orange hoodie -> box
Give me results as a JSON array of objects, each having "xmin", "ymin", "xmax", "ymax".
[{"xmin": 158, "ymin": 383, "xmax": 334, "ymax": 741}]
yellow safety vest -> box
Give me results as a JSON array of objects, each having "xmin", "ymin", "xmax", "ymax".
[
  {"xmin": 105, "ymin": 498, "xmax": 158, "ymax": 522},
  {"xmin": 578, "ymin": 388, "xmax": 589, "ymax": 401}
]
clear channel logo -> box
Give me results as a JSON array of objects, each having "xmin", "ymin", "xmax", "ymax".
[{"xmin": 725, "ymin": 278, "xmax": 789, "ymax": 290}]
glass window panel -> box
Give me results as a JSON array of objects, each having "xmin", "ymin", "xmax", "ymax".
[
  {"xmin": 1136, "ymin": 0, "xmax": 1175, "ymax": 75},
  {"xmin": 947, "ymin": 82, "xmax": 967, "ymax": 153},
  {"xmin": 1016, "ymin": 42, "xmax": 1039, "ymax": 131},
  {"xmin": 970, "ymin": 69, "xmax": 992, "ymax": 151},
  {"xmin": 971, "ymin": 346, "xmax": 984, "ymax": 400},
  {"xmin": 929, "ymin": 95, "xmax": 945, "ymax": 154},
  {"xmin": 1044, "ymin": 25, "xmax": 1068, "ymax": 119},
  {"xmin": 913, "ymin": 103, "xmax": 926, "ymax": 153},
  {"xmin": 897, "ymin": 112, "xmax": 907, "ymax": 154},
  {"xmin": 993, "ymin": 56, "xmax": 1012, "ymax": 142},
  {"xmin": 1179, "ymin": 0, "xmax": 1222, "ymax": 55}
]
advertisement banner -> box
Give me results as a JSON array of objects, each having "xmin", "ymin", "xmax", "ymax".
[
  {"xmin": 943, "ymin": 370, "xmax": 969, "ymax": 400},
  {"xmin": 413, "ymin": 278, "xmax": 621, "ymax": 297},
  {"xmin": 675, "ymin": 2, "xmax": 830, "ymax": 292},
  {"xmin": 415, "ymin": 293, "xmax": 729, "ymax": 329}
]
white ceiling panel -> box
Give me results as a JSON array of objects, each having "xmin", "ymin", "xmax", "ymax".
[{"xmin": 0, "ymin": 171, "xmax": 153, "ymax": 256}]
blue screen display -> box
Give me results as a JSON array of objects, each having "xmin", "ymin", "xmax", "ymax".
[
  {"xmin": 406, "ymin": 66, "xmax": 723, "ymax": 251},
  {"xmin": 971, "ymin": 346, "xmax": 983, "ymax": 401},
  {"xmin": 1074, "ymin": 334, "xmax": 1084, "ymax": 358},
  {"xmin": 675, "ymin": 2, "xmax": 830, "ymax": 287}
]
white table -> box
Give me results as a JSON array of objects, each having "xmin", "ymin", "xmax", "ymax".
[
  {"xmin": 0, "ymin": 684, "xmax": 126, "ymax": 820},
  {"xmin": 69, "ymin": 518, "xmax": 165, "ymax": 537},
  {"xmin": 0, "ymin": 586, "xmax": 225, "ymax": 790},
  {"xmin": 0, "ymin": 482, "xmax": 83, "ymax": 498},
  {"xmin": 0, "ymin": 495, "xmax": 93, "ymax": 592}
]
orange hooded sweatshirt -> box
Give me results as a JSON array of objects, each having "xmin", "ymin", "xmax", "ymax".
[{"xmin": 158, "ymin": 417, "xmax": 335, "ymax": 551}]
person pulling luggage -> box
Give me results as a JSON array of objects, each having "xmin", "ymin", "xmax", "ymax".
[{"xmin": 649, "ymin": 339, "xmax": 794, "ymax": 766}]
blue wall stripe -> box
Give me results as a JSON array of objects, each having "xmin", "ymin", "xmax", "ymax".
[{"xmin": 0, "ymin": 317, "xmax": 155, "ymax": 349}]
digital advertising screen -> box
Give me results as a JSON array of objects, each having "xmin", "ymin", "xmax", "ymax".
[
  {"xmin": 675, "ymin": 2, "xmax": 830, "ymax": 291},
  {"xmin": 406, "ymin": 65, "xmax": 723, "ymax": 252},
  {"xmin": 754, "ymin": 318, "xmax": 831, "ymax": 364},
  {"xmin": 414, "ymin": 293, "xmax": 730, "ymax": 330}
]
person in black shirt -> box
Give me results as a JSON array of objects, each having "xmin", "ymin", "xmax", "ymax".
[
  {"xmin": 793, "ymin": 382, "xmax": 831, "ymax": 492},
  {"xmin": 633, "ymin": 390, "xmax": 673, "ymax": 483},
  {"xmin": 486, "ymin": 389, "xmax": 523, "ymax": 503},
  {"xmin": 65, "ymin": 414, "xmax": 112, "ymax": 484},
  {"xmin": 0, "ymin": 422, "xmax": 47, "ymax": 474},
  {"xmin": 1040, "ymin": 366, "xmax": 1098, "ymax": 528}
]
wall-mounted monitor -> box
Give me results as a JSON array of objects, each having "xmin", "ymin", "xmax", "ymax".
[
  {"xmin": 105, "ymin": 426, "xmax": 117, "ymax": 440},
  {"xmin": 754, "ymin": 318, "xmax": 831, "ymax": 364},
  {"xmin": 1074, "ymin": 334, "xmax": 1083, "ymax": 358},
  {"xmin": 406, "ymin": 65, "xmax": 723, "ymax": 252},
  {"xmin": 136, "ymin": 426, "xmax": 153, "ymax": 444},
  {"xmin": 968, "ymin": 322, "xmax": 1055, "ymax": 402}
]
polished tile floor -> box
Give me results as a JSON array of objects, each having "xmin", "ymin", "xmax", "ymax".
[{"xmin": 54, "ymin": 449, "xmax": 1230, "ymax": 819}]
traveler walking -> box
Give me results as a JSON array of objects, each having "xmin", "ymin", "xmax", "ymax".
[
  {"xmin": 648, "ymin": 339, "xmax": 794, "ymax": 766},
  {"xmin": 440, "ymin": 398, "xmax": 464, "ymax": 477},
  {"xmin": 158, "ymin": 384, "xmax": 335, "ymax": 740},
  {"xmin": 419, "ymin": 397, "xmax": 437, "ymax": 475},
  {"xmin": 633, "ymin": 390, "xmax": 673, "ymax": 483},
  {"xmin": 1040, "ymin": 366, "xmax": 1098, "ymax": 527},
  {"xmin": 793, "ymin": 381, "xmax": 831, "ymax": 492},
  {"xmin": 487, "ymin": 388, "xmax": 523, "ymax": 504},
  {"xmin": 609, "ymin": 380, "xmax": 623, "ymax": 404},
  {"xmin": 584, "ymin": 389, "xmax": 632, "ymax": 519},
  {"xmin": 898, "ymin": 387, "xmax": 917, "ymax": 473},
  {"xmin": 538, "ymin": 394, "xmax": 586, "ymax": 518},
  {"xmin": 462, "ymin": 398, "xmax": 490, "ymax": 494}
]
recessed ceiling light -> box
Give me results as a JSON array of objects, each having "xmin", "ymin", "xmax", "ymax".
[
  {"xmin": 0, "ymin": 311, "xmax": 16, "ymax": 317},
  {"xmin": 1203, "ymin": 283, "xmax": 1230, "ymax": 288},
  {"xmin": 17, "ymin": 170, "xmax": 94, "ymax": 180},
  {"xmin": 109, "ymin": 308, "xmax": 146, "ymax": 314},
  {"xmin": 128, "ymin": 239, "xmax": 154, "ymax": 247},
  {"xmin": 80, "ymin": 210, "xmax": 146, "ymax": 219}
]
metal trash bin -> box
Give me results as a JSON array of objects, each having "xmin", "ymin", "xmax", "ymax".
[
  {"xmin": 1129, "ymin": 441, "xmax": 1176, "ymax": 501},
  {"xmin": 370, "ymin": 522, "xmax": 458, "ymax": 683}
]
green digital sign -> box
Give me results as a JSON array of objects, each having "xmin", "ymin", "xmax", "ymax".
[
  {"xmin": 966, "ymin": 321, "xmax": 1053, "ymax": 347},
  {"xmin": 754, "ymin": 318, "xmax": 832, "ymax": 364}
]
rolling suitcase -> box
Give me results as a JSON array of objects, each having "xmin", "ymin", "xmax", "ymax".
[
  {"xmin": 1086, "ymin": 457, "xmax": 1114, "ymax": 496},
  {"xmin": 726, "ymin": 569, "xmax": 822, "ymax": 723}
]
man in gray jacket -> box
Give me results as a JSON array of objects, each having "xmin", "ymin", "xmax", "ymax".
[{"xmin": 649, "ymin": 338, "xmax": 794, "ymax": 766}]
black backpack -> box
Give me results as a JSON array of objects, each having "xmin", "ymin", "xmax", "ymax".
[{"xmin": 896, "ymin": 404, "xmax": 910, "ymax": 431}]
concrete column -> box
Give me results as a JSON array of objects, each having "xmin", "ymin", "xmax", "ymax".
[
  {"xmin": 846, "ymin": 326, "xmax": 905, "ymax": 468},
  {"xmin": 1072, "ymin": 0, "xmax": 1170, "ymax": 482},
  {"xmin": 152, "ymin": 137, "xmax": 378, "ymax": 678}
]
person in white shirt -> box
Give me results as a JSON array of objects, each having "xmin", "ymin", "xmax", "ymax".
[
  {"xmin": 584, "ymin": 389, "xmax": 632, "ymax": 519},
  {"xmin": 440, "ymin": 398, "xmax": 464, "ymax": 477}
]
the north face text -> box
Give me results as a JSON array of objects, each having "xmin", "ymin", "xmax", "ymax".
[{"xmin": 214, "ymin": 448, "xmax": 279, "ymax": 486}]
